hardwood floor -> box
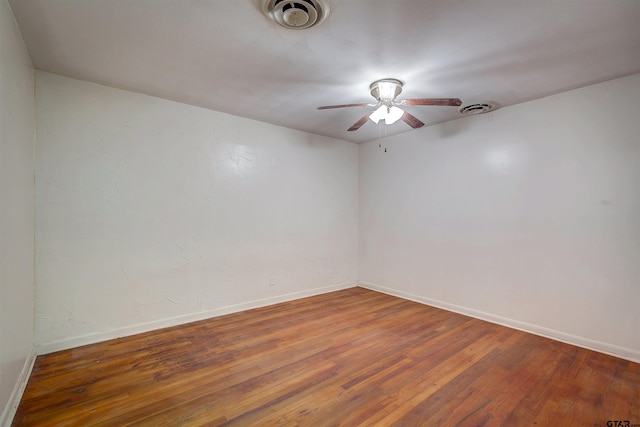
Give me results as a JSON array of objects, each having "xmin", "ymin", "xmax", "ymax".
[{"xmin": 13, "ymin": 287, "xmax": 639, "ymax": 426}]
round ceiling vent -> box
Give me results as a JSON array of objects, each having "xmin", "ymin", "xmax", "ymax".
[
  {"xmin": 263, "ymin": 0, "xmax": 330, "ymax": 30},
  {"xmin": 459, "ymin": 102, "xmax": 496, "ymax": 115}
]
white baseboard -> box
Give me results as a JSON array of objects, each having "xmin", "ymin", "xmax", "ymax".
[
  {"xmin": 35, "ymin": 281, "xmax": 358, "ymax": 355},
  {"xmin": 0, "ymin": 347, "xmax": 37, "ymax": 427},
  {"xmin": 359, "ymin": 281, "xmax": 640, "ymax": 364}
]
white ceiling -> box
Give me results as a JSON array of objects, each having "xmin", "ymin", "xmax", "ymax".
[{"xmin": 9, "ymin": 0, "xmax": 640, "ymax": 143}]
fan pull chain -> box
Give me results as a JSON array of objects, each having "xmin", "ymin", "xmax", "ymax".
[
  {"xmin": 376, "ymin": 120, "xmax": 389, "ymax": 153},
  {"xmin": 383, "ymin": 120, "xmax": 388, "ymax": 153}
]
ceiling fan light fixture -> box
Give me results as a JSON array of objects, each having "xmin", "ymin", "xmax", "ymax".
[
  {"xmin": 369, "ymin": 105, "xmax": 386, "ymax": 124},
  {"xmin": 370, "ymin": 78, "xmax": 403, "ymax": 101},
  {"xmin": 317, "ymin": 77, "xmax": 459, "ymax": 132},
  {"xmin": 385, "ymin": 106, "xmax": 404, "ymax": 124},
  {"xmin": 369, "ymin": 105, "xmax": 404, "ymax": 125},
  {"xmin": 378, "ymin": 81, "xmax": 398, "ymax": 100}
]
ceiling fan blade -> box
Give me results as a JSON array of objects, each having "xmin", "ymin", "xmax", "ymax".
[
  {"xmin": 317, "ymin": 103, "xmax": 369, "ymax": 110},
  {"xmin": 401, "ymin": 111, "xmax": 425, "ymax": 129},
  {"xmin": 401, "ymin": 98, "xmax": 462, "ymax": 107},
  {"xmin": 348, "ymin": 113, "xmax": 372, "ymax": 131}
]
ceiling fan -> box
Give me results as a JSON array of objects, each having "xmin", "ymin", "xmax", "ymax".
[{"xmin": 317, "ymin": 78, "xmax": 462, "ymax": 131}]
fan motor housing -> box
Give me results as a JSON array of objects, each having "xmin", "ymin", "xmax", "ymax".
[{"xmin": 263, "ymin": 0, "xmax": 330, "ymax": 30}]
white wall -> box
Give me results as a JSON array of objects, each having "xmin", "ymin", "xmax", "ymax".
[
  {"xmin": 360, "ymin": 73, "xmax": 640, "ymax": 362},
  {"xmin": 35, "ymin": 71, "xmax": 358, "ymax": 351},
  {"xmin": 0, "ymin": 0, "xmax": 36, "ymax": 423}
]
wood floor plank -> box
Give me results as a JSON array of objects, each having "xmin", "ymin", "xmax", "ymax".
[{"xmin": 12, "ymin": 287, "xmax": 640, "ymax": 426}]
